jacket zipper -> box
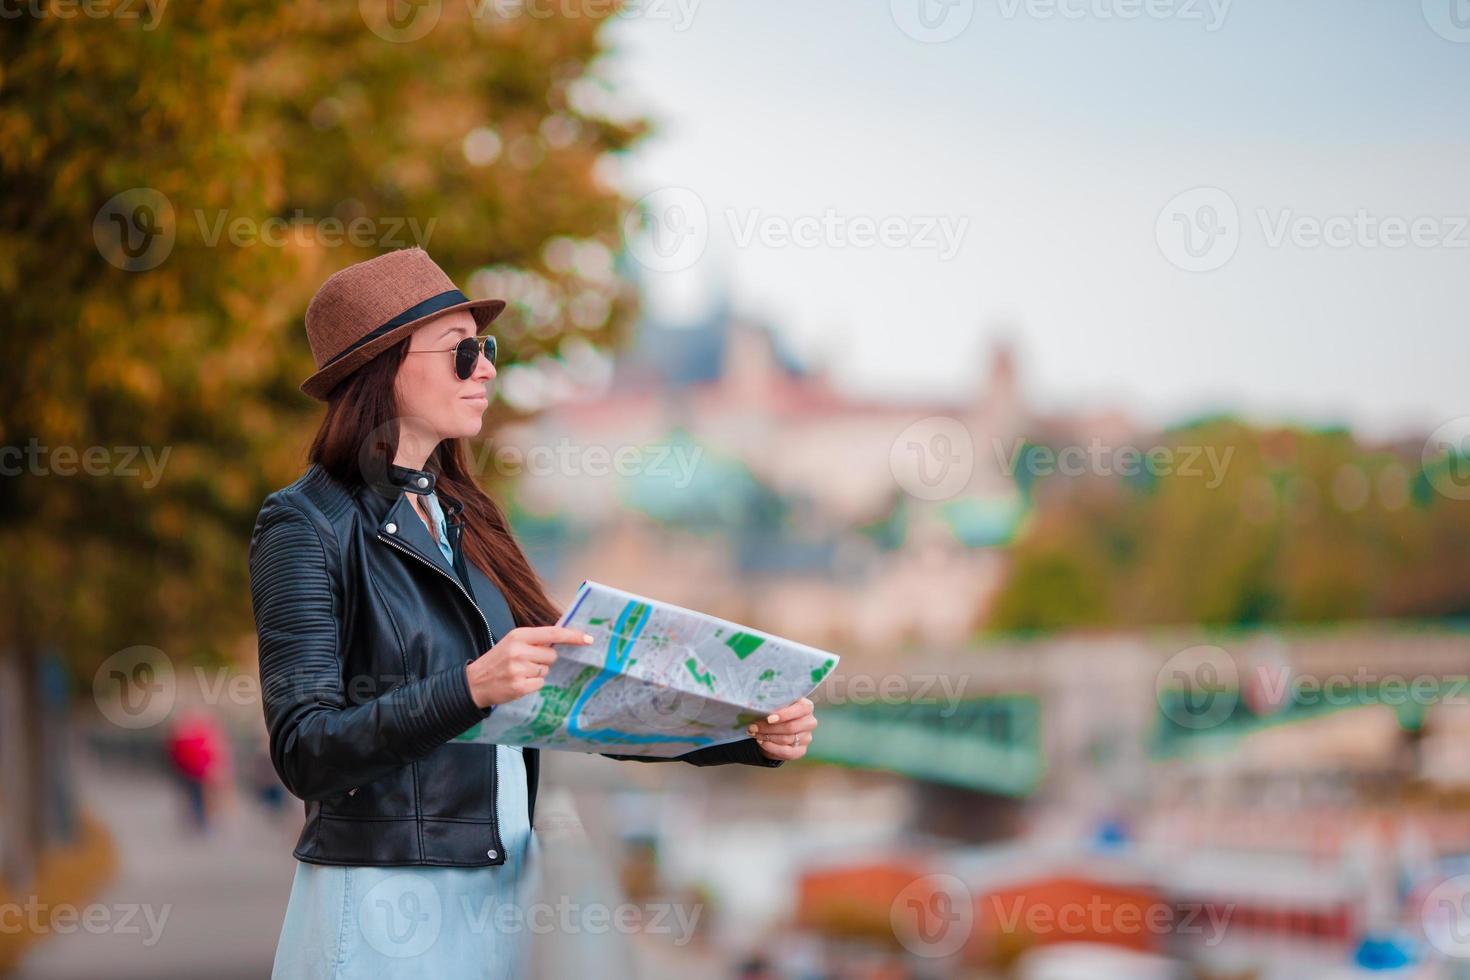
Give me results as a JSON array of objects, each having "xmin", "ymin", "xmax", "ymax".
[
  {"xmin": 377, "ymin": 528, "xmax": 506, "ymax": 865},
  {"xmin": 377, "ymin": 531, "xmax": 496, "ymax": 648}
]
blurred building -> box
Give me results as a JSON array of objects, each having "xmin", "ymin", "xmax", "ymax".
[{"xmin": 495, "ymin": 293, "xmax": 1081, "ymax": 660}]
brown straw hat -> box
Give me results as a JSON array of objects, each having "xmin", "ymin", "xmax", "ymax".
[{"xmin": 300, "ymin": 247, "xmax": 506, "ymax": 400}]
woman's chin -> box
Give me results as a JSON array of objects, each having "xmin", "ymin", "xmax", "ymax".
[{"xmin": 454, "ymin": 413, "xmax": 486, "ymax": 439}]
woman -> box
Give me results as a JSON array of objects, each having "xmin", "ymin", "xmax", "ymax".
[{"xmin": 249, "ymin": 248, "xmax": 818, "ymax": 978}]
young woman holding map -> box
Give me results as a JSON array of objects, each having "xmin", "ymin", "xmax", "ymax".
[{"xmin": 247, "ymin": 249, "xmax": 818, "ymax": 978}]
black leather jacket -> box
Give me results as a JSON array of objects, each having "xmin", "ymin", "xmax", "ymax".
[{"xmin": 247, "ymin": 460, "xmax": 781, "ymax": 868}]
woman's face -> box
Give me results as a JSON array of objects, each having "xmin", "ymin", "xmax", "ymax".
[{"xmin": 393, "ymin": 310, "xmax": 495, "ymax": 449}]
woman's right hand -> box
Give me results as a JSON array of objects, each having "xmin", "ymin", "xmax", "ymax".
[{"xmin": 465, "ymin": 626, "xmax": 594, "ymax": 709}]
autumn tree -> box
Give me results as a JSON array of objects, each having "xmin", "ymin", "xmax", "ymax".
[{"xmin": 0, "ymin": 0, "xmax": 645, "ymax": 881}]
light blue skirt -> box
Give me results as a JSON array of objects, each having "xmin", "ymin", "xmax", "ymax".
[{"xmin": 271, "ymin": 746, "xmax": 540, "ymax": 980}]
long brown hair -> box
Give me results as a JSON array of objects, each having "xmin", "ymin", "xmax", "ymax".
[{"xmin": 307, "ymin": 334, "xmax": 562, "ymax": 631}]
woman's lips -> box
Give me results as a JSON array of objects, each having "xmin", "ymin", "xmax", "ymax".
[{"xmin": 462, "ymin": 391, "xmax": 488, "ymax": 404}]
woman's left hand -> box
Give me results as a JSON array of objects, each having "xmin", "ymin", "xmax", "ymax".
[{"xmin": 748, "ymin": 696, "xmax": 818, "ymax": 762}]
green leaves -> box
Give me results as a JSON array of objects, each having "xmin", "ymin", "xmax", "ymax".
[
  {"xmin": 0, "ymin": 5, "xmax": 642, "ymax": 667},
  {"xmin": 986, "ymin": 422, "xmax": 1470, "ymax": 632}
]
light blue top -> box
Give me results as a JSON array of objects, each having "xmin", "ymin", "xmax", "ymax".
[
  {"xmin": 421, "ymin": 490, "xmax": 454, "ymax": 565},
  {"xmin": 272, "ymin": 492, "xmax": 538, "ymax": 980}
]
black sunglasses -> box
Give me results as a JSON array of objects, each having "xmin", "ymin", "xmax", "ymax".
[{"xmin": 404, "ymin": 334, "xmax": 497, "ymax": 380}]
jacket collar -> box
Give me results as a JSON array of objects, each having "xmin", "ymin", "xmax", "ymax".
[
  {"xmin": 368, "ymin": 461, "xmax": 438, "ymax": 498},
  {"xmin": 367, "ymin": 461, "xmax": 465, "ymax": 519},
  {"xmin": 365, "ymin": 460, "xmax": 467, "ymax": 558}
]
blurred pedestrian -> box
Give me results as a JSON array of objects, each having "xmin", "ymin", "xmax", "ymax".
[{"xmin": 166, "ymin": 709, "xmax": 227, "ymax": 834}]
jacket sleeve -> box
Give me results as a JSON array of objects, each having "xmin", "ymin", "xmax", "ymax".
[
  {"xmin": 249, "ymin": 495, "xmax": 492, "ymax": 802},
  {"xmin": 600, "ymin": 738, "xmax": 785, "ymax": 768}
]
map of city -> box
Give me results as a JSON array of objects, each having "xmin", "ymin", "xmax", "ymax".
[{"xmin": 455, "ymin": 580, "xmax": 839, "ymax": 757}]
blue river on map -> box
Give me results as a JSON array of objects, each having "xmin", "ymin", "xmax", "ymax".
[{"xmin": 565, "ymin": 600, "xmax": 718, "ymax": 747}]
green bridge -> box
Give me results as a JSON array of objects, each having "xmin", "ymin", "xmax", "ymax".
[
  {"xmin": 802, "ymin": 695, "xmax": 1046, "ymax": 798},
  {"xmin": 1150, "ymin": 677, "xmax": 1455, "ymax": 759},
  {"xmin": 801, "ymin": 674, "xmax": 1465, "ymax": 797}
]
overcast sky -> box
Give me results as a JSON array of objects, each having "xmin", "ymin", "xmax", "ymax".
[{"xmin": 595, "ymin": 0, "xmax": 1469, "ymax": 439}]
